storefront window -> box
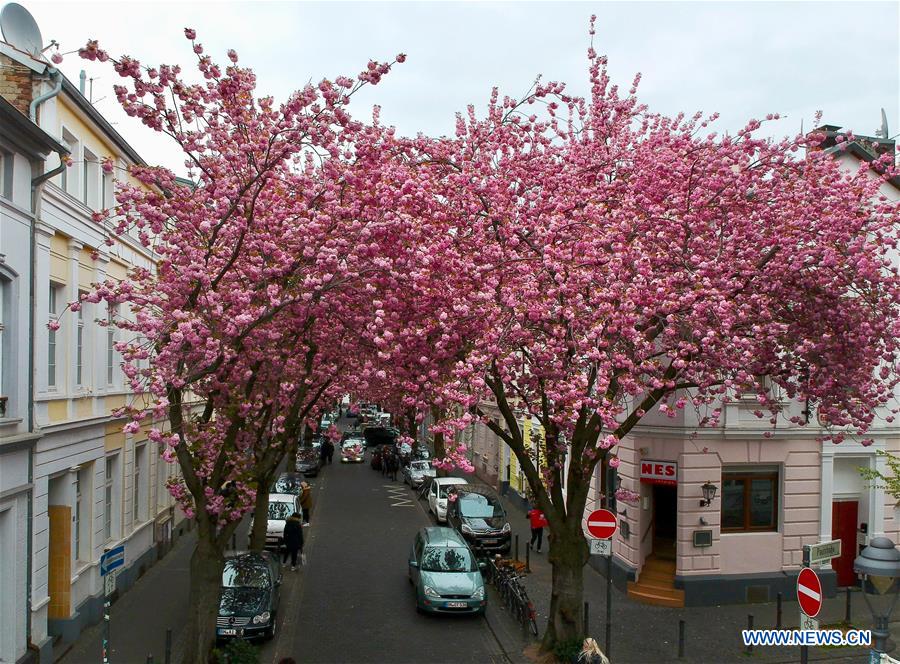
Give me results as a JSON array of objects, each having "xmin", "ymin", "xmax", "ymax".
[{"xmin": 721, "ymin": 468, "xmax": 779, "ymax": 532}]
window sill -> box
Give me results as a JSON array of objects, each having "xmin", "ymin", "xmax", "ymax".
[{"xmin": 0, "ymin": 417, "xmax": 23, "ymax": 427}]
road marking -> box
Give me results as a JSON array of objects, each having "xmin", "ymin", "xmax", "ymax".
[{"xmin": 385, "ymin": 484, "xmax": 414, "ymax": 507}]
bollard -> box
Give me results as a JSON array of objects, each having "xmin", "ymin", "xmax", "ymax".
[
  {"xmin": 746, "ymin": 614, "xmax": 754, "ymax": 655},
  {"xmin": 146, "ymin": 655, "xmax": 154, "ymax": 664},
  {"xmin": 525, "ymin": 545, "xmax": 530, "ymax": 572},
  {"xmin": 776, "ymin": 592, "xmax": 782, "ymax": 629},
  {"xmin": 515, "ymin": 534, "xmax": 520, "ymax": 562},
  {"xmin": 231, "ymin": 532, "xmax": 236, "ymax": 551},
  {"xmin": 164, "ymin": 629, "xmax": 172, "ymax": 664},
  {"xmin": 584, "ymin": 601, "xmax": 590, "ymax": 637},
  {"xmin": 845, "ymin": 586, "xmax": 851, "ymax": 623},
  {"xmin": 678, "ymin": 620, "xmax": 685, "ymax": 659}
]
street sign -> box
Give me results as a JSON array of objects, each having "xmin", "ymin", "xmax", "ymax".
[
  {"xmin": 590, "ymin": 539, "xmax": 612, "ymax": 556},
  {"xmin": 100, "ymin": 545, "xmax": 125, "ymax": 577},
  {"xmin": 808, "ymin": 539, "xmax": 841, "ymax": 566},
  {"xmin": 585, "ymin": 509, "xmax": 617, "ymax": 539},
  {"xmin": 799, "ymin": 611, "xmax": 819, "ymax": 631},
  {"xmin": 797, "ymin": 567, "xmax": 823, "ymax": 617},
  {"xmin": 104, "ymin": 571, "xmax": 116, "ymax": 597}
]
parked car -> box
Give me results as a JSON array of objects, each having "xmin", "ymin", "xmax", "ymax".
[
  {"xmin": 270, "ymin": 472, "xmax": 304, "ymax": 496},
  {"xmin": 427, "ymin": 477, "xmax": 469, "ymax": 523},
  {"xmin": 403, "ymin": 460, "xmax": 436, "ymax": 489},
  {"xmin": 445, "ymin": 484, "xmax": 511, "ymax": 555},
  {"xmin": 408, "ymin": 527, "xmax": 486, "ymax": 615},
  {"xmin": 216, "ymin": 552, "xmax": 282, "ymax": 641},
  {"xmin": 341, "ymin": 439, "xmax": 365, "ymax": 463},
  {"xmin": 295, "ymin": 449, "xmax": 321, "ymax": 477},
  {"xmin": 362, "ymin": 425, "xmax": 399, "ymax": 449},
  {"xmin": 249, "ymin": 493, "xmax": 299, "ymax": 549}
]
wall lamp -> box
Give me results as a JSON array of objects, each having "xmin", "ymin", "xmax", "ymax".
[{"xmin": 700, "ymin": 480, "xmax": 718, "ymax": 507}]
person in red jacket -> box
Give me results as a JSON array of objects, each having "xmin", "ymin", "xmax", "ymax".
[{"xmin": 527, "ymin": 507, "xmax": 548, "ymax": 553}]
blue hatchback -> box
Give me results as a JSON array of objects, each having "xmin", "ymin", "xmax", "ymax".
[{"xmin": 408, "ymin": 527, "xmax": 486, "ymax": 615}]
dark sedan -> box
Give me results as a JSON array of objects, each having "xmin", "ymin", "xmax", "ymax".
[
  {"xmin": 216, "ymin": 552, "xmax": 282, "ymax": 641},
  {"xmin": 295, "ymin": 448, "xmax": 321, "ymax": 477},
  {"xmin": 445, "ymin": 484, "xmax": 511, "ymax": 555}
]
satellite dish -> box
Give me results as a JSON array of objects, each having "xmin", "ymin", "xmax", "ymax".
[{"xmin": 0, "ymin": 3, "xmax": 44, "ymax": 56}]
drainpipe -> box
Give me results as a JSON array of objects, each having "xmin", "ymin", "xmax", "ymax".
[
  {"xmin": 27, "ymin": 65, "xmax": 67, "ymax": 657},
  {"xmin": 29, "ymin": 68, "xmax": 63, "ymax": 123}
]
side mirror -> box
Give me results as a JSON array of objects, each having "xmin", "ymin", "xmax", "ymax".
[
  {"xmin": 409, "ymin": 561, "xmax": 419, "ymax": 569},
  {"xmin": 478, "ymin": 561, "xmax": 487, "ymax": 571}
]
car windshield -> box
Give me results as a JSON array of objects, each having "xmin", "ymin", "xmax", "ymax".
[
  {"xmin": 439, "ymin": 484, "xmax": 463, "ymax": 499},
  {"xmin": 222, "ymin": 560, "xmax": 270, "ymax": 588},
  {"xmin": 411, "ymin": 461, "xmax": 431, "ymax": 472},
  {"xmin": 458, "ymin": 493, "xmax": 503, "ymax": 518},
  {"xmin": 268, "ymin": 501, "xmax": 293, "ymax": 521},
  {"xmin": 421, "ymin": 546, "xmax": 476, "ymax": 573},
  {"xmin": 272, "ymin": 477, "xmax": 301, "ymax": 494}
]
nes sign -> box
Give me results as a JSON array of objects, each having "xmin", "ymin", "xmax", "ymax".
[{"xmin": 640, "ymin": 460, "xmax": 677, "ymax": 485}]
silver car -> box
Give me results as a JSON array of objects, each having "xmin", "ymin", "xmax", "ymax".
[{"xmin": 403, "ymin": 460, "xmax": 436, "ymax": 488}]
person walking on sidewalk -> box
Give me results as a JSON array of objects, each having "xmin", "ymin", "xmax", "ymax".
[
  {"xmin": 282, "ymin": 512, "xmax": 304, "ymax": 571},
  {"xmin": 299, "ymin": 482, "xmax": 313, "ymax": 526},
  {"xmin": 527, "ymin": 506, "xmax": 548, "ymax": 553}
]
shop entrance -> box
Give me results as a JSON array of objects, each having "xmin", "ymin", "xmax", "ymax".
[{"xmin": 653, "ymin": 484, "xmax": 677, "ymax": 560}]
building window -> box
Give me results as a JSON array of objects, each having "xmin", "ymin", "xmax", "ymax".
[
  {"xmin": 60, "ymin": 129, "xmax": 79, "ymax": 195},
  {"xmin": 106, "ymin": 304, "xmax": 116, "ymax": 386},
  {"xmin": 102, "ymin": 169, "xmax": 114, "ymax": 209},
  {"xmin": 76, "ymin": 297, "xmax": 84, "ymax": 386},
  {"xmin": 83, "ymin": 147, "xmax": 99, "ymax": 208},
  {"xmin": 721, "ymin": 467, "xmax": 779, "ymax": 532},
  {"xmin": 133, "ymin": 444, "xmax": 146, "ymax": 523},
  {"xmin": 0, "ymin": 280, "xmax": 5, "ymax": 416},
  {"xmin": 0, "ymin": 149, "xmax": 12, "ymax": 200},
  {"xmin": 104, "ymin": 455, "xmax": 117, "ymax": 541},
  {"xmin": 48, "ymin": 283, "xmax": 62, "ymax": 389},
  {"xmin": 75, "ymin": 464, "xmax": 92, "ymax": 561}
]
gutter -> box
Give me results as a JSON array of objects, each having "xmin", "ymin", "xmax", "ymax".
[{"xmin": 29, "ymin": 68, "xmax": 62, "ymax": 123}]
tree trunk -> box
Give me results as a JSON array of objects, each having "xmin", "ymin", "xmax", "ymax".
[
  {"xmin": 249, "ymin": 484, "xmax": 270, "ymax": 552},
  {"xmin": 183, "ymin": 533, "xmax": 225, "ymax": 664},
  {"xmin": 286, "ymin": 436, "xmax": 298, "ymax": 473},
  {"xmin": 542, "ymin": 525, "xmax": 588, "ymax": 651}
]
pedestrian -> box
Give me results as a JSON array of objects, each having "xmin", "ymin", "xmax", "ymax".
[
  {"xmin": 527, "ymin": 506, "xmax": 548, "ymax": 553},
  {"xmin": 299, "ymin": 481, "xmax": 313, "ymax": 526},
  {"xmin": 576, "ymin": 637, "xmax": 610, "ymax": 664},
  {"xmin": 388, "ymin": 450, "xmax": 400, "ymax": 481},
  {"xmin": 326, "ymin": 439, "xmax": 334, "ymax": 464},
  {"xmin": 281, "ymin": 511, "xmax": 303, "ymax": 571}
]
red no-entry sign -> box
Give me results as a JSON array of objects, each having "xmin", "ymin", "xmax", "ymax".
[
  {"xmin": 797, "ymin": 567, "xmax": 823, "ymax": 617},
  {"xmin": 585, "ymin": 509, "xmax": 617, "ymax": 539}
]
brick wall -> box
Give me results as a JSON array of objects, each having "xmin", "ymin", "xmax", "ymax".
[{"xmin": 0, "ymin": 53, "xmax": 33, "ymax": 115}]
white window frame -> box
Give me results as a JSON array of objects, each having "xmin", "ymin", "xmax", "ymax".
[
  {"xmin": 104, "ymin": 455, "xmax": 117, "ymax": 542},
  {"xmin": 133, "ymin": 444, "xmax": 146, "ymax": 523},
  {"xmin": 106, "ymin": 303, "xmax": 117, "ymax": 386},
  {"xmin": 60, "ymin": 128, "xmax": 79, "ymax": 195},
  {"xmin": 76, "ymin": 296, "xmax": 84, "ymax": 387},
  {"xmin": 83, "ymin": 147, "xmax": 99, "ymax": 209},
  {"xmin": 48, "ymin": 282, "xmax": 61, "ymax": 390}
]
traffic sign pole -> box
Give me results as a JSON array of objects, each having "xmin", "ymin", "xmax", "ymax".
[{"xmin": 801, "ymin": 545, "xmax": 810, "ymax": 664}]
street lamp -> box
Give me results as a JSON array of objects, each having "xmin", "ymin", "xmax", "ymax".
[
  {"xmin": 854, "ymin": 536, "xmax": 900, "ymax": 657},
  {"xmin": 699, "ymin": 480, "xmax": 718, "ymax": 507}
]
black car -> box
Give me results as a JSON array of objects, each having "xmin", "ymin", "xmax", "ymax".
[
  {"xmin": 216, "ymin": 552, "xmax": 282, "ymax": 641},
  {"xmin": 362, "ymin": 425, "xmax": 400, "ymax": 449},
  {"xmin": 295, "ymin": 448, "xmax": 321, "ymax": 477},
  {"xmin": 445, "ymin": 484, "xmax": 511, "ymax": 555}
]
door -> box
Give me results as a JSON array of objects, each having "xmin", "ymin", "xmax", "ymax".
[
  {"xmin": 831, "ymin": 500, "xmax": 859, "ymax": 587},
  {"xmin": 652, "ymin": 484, "xmax": 677, "ymax": 560}
]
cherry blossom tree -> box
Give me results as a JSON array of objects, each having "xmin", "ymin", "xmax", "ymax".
[
  {"xmin": 419, "ymin": 21, "xmax": 900, "ymax": 648},
  {"xmin": 75, "ymin": 32, "xmax": 403, "ymax": 662}
]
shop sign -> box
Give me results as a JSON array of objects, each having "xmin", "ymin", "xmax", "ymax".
[{"xmin": 640, "ymin": 460, "xmax": 677, "ymax": 485}]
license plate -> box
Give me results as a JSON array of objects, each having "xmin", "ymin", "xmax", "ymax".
[
  {"xmin": 219, "ymin": 628, "xmax": 237, "ymax": 636},
  {"xmin": 483, "ymin": 540, "xmax": 498, "ymax": 545},
  {"xmin": 446, "ymin": 601, "xmax": 467, "ymax": 608}
]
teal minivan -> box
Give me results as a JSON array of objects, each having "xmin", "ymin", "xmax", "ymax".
[{"xmin": 408, "ymin": 527, "xmax": 487, "ymax": 615}]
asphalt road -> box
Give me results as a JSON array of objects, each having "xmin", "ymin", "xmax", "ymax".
[{"xmin": 268, "ymin": 444, "xmax": 514, "ymax": 664}]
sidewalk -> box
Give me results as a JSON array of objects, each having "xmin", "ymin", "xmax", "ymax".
[
  {"xmin": 57, "ymin": 531, "xmax": 195, "ymax": 663},
  {"xmin": 479, "ymin": 475, "xmax": 893, "ymax": 664}
]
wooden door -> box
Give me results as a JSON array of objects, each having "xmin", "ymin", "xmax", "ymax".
[{"xmin": 831, "ymin": 500, "xmax": 859, "ymax": 587}]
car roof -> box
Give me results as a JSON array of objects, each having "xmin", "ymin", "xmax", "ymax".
[
  {"xmin": 224, "ymin": 551, "xmax": 273, "ymax": 564},
  {"xmin": 269, "ymin": 493, "xmax": 297, "ymax": 502},
  {"xmin": 433, "ymin": 477, "xmax": 468, "ymax": 486},
  {"xmin": 422, "ymin": 526, "xmax": 468, "ymax": 547}
]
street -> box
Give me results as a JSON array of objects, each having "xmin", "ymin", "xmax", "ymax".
[{"xmin": 265, "ymin": 434, "xmax": 514, "ymax": 663}]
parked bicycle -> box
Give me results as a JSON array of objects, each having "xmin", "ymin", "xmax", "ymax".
[{"xmin": 482, "ymin": 556, "xmax": 538, "ymax": 635}]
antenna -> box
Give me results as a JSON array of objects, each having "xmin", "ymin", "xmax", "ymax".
[
  {"xmin": 877, "ymin": 108, "xmax": 889, "ymax": 139},
  {"xmin": 0, "ymin": 3, "xmax": 44, "ymax": 57}
]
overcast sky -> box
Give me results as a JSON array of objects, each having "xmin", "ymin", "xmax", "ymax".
[{"xmin": 20, "ymin": 1, "xmax": 900, "ymax": 175}]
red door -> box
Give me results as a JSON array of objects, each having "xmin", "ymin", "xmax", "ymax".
[{"xmin": 831, "ymin": 500, "xmax": 859, "ymax": 587}]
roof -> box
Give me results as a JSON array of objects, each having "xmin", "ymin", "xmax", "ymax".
[
  {"xmin": 0, "ymin": 94, "xmax": 68, "ymax": 158},
  {"xmin": 423, "ymin": 526, "xmax": 467, "ymax": 547},
  {"xmin": 433, "ymin": 477, "xmax": 468, "ymax": 487},
  {"xmin": 59, "ymin": 75, "xmax": 145, "ymax": 166}
]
